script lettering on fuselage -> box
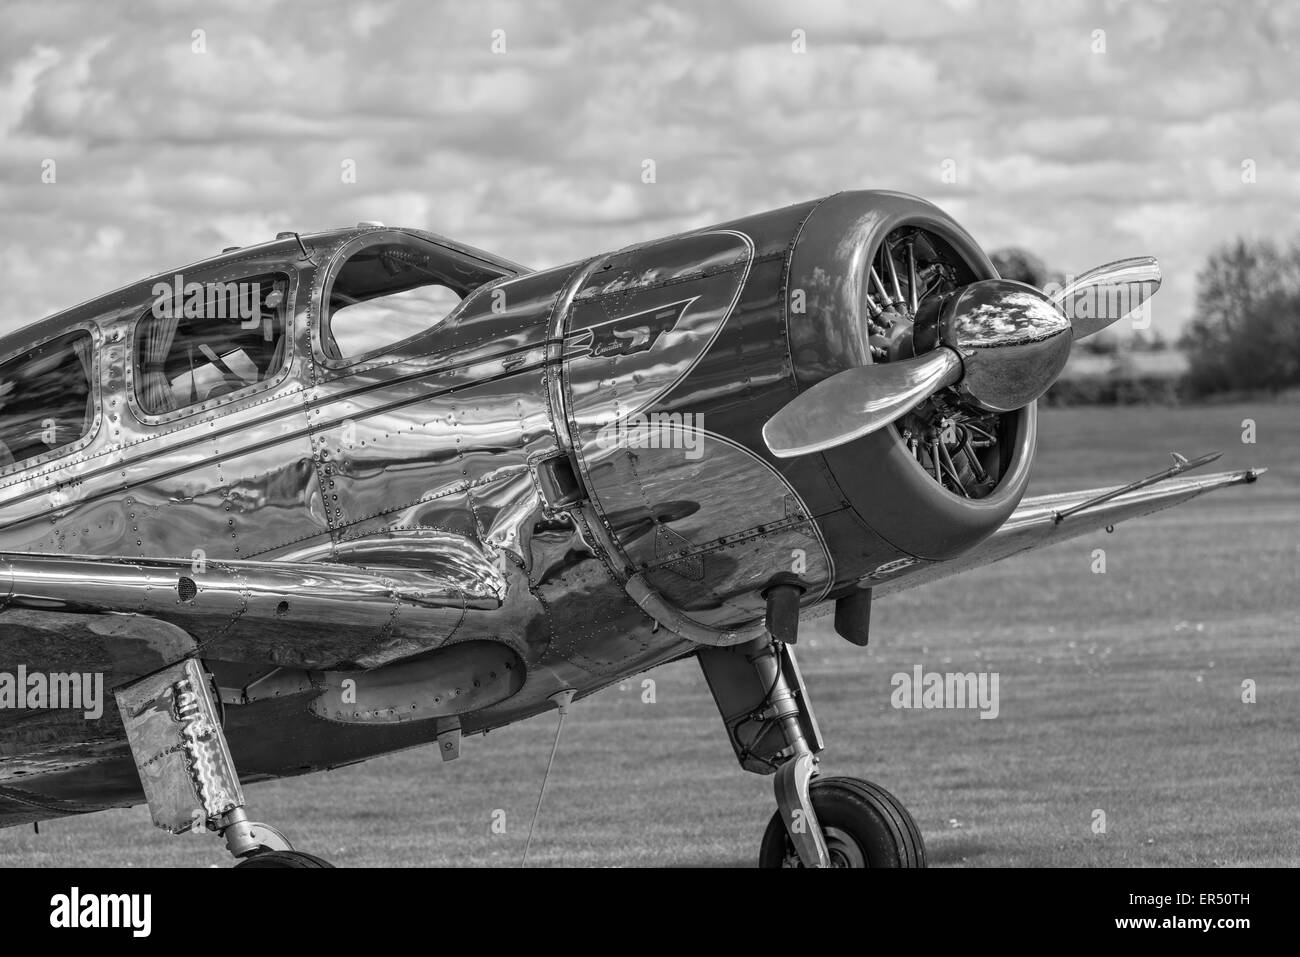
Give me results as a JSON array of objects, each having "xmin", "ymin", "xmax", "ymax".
[{"xmin": 566, "ymin": 297, "xmax": 697, "ymax": 359}]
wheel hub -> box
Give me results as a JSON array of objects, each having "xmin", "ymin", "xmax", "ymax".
[{"xmin": 822, "ymin": 826, "xmax": 868, "ymax": 868}]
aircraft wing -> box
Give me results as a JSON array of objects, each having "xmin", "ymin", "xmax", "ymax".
[
  {"xmin": 0, "ymin": 544, "xmax": 516, "ymax": 805},
  {"xmin": 0, "ymin": 548, "xmax": 507, "ymax": 674},
  {"xmin": 876, "ymin": 466, "xmax": 1264, "ymax": 596}
]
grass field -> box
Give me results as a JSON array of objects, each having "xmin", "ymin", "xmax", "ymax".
[{"xmin": 3, "ymin": 402, "xmax": 1296, "ymax": 867}]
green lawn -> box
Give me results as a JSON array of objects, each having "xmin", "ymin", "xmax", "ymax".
[{"xmin": 4, "ymin": 402, "xmax": 1296, "ymax": 867}]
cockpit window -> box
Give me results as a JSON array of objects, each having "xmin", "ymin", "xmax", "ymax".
[
  {"xmin": 0, "ymin": 330, "xmax": 94, "ymax": 469},
  {"xmin": 135, "ymin": 273, "xmax": 291, "ymax": 415},
  {"xmin": 327, "ymin": 283, "xmax": 462, "ymax": 359},
  {"xmin": 321, "ymin": 234, "xmax": 502, "ymax": 362}
]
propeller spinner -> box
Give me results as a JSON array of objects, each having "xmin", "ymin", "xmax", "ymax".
[{"xmin": 763, "ymin": 257, "xmax": 1159, "ymax": 459}]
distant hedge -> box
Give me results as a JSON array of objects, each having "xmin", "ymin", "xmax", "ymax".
[{"xmin": 1043, "ymin": 376, "xmax": 1186, "ymax": 406}]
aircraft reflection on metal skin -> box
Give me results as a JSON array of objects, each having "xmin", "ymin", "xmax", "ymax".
[{"xmin": 0, "ymin": 190, "xmax": 1262, "ymax": 867}]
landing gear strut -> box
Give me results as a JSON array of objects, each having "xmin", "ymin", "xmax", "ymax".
[
  {"xmin": 115, "ymin": 658, "xmax": 334, "ymax": 869},
  {"xmin": 221, "ymin": 807, "xmax": 333, "ymax": 868},
  {"xmin": 698, "ymin": 586, "xmax": 926, "ymax": 868}
]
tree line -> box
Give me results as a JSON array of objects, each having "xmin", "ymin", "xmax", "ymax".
[{"xmin": 991, "ymin": 238, "xmax": 1300, "ymax": 400}]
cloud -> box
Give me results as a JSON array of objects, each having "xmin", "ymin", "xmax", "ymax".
[{"xmin": 0, "ymin": 0, "xmax": 1295, "ymax": 341}]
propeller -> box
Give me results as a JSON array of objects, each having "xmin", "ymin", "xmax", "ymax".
[
  {"xmin": 762, "ymin": 351, "xmax": 963, "ymax": 459},
  {"xmin": 763, "ymin": 256, "xmax": 1160, "ymax": 459},
  {"xmin": 1050, "ymin": 256, "xmax": 1160, "ymax": 339}
]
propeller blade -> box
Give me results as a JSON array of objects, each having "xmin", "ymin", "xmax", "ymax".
[
  {"xmin": 763, "ymin": 348, "xmax": 963, "ymax": 458},
  {"xmin": 1051, "ymin": 256, "xmax": 1160, "ymax": 339}
]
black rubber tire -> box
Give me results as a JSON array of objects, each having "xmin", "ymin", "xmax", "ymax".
[
  {"xmin": 235, "ymin": 850, "xmax": 335, "ymax": 869},
  {"xmin": 758, "ymin": 776, "xmax": 926, "ymax": 868}
]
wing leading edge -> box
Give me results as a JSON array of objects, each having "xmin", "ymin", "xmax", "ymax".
[{"xmin": 875, "ymin": 466, "xmax": 1265, "ymax": 596}]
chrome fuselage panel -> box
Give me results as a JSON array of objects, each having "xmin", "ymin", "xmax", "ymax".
[{"xmin": 0, "ymin": 195, "xmax": 1033, "ymax": 823}]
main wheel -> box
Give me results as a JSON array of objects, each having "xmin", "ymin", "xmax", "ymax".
[
  {"xmin": 235, "ymin": 850, "xmax": 335, "ymax": 869},
  {"xmin": 758, "ymin": 776, "xmax": 926, "ymax": 868}
]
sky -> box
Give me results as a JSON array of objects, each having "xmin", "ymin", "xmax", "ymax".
[{"xmin": 0, "ymin": 0, "xmax": 1296, "ymax": 340}]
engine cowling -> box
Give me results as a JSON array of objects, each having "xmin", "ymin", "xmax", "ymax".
[
  {"xmin": 554, "ymin": 190, "xmax": 1036, "ymax": 638},
  {"xmin": 782, "ymin": 190, "xmax": 1036, "ymax": 570}
]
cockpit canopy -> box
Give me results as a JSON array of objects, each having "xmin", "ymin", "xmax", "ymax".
[
  {"xmin": 320, "ymin": 231, "xmax": 506, "ymax": 362},
  {"xmin": 0, "ymin": 226, "xmax": 521, "ymax": 473}
]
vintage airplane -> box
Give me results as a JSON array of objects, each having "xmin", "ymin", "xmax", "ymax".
[{"xmin": 0, "ymin": 190, "xmax": 1262, "ymax": 868}]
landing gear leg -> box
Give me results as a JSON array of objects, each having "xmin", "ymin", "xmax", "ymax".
[
  {"xmin": 743, "ymin": 612, "xmax": 831, "ymax": 868},
  {"xmin": 115, "ymin": 658, "xmax": 334, "ymax": 868},
  {"xmin": 218, "ymin": 807, "xmax": 334, "ymax": 869},
  {"xmin": 698, "ymin": 586, "xmax": 927, "ymax": 868}
]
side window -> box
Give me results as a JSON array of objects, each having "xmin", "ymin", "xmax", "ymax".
[
  {"xmin": 135, "ymin": 273, "xmax": 291, "ymax": 416},
  {"xmin": 0, "ymin": 330, "xmax": 95, "ymax": 469},
  {"xmin": 321, "ymin": 237, "xmax": 470, "ymax": 362}
]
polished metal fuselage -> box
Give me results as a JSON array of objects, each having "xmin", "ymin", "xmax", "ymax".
[{"xmin": 0, "ymin": 192, "xmax": 1033, "ymax": 823}]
